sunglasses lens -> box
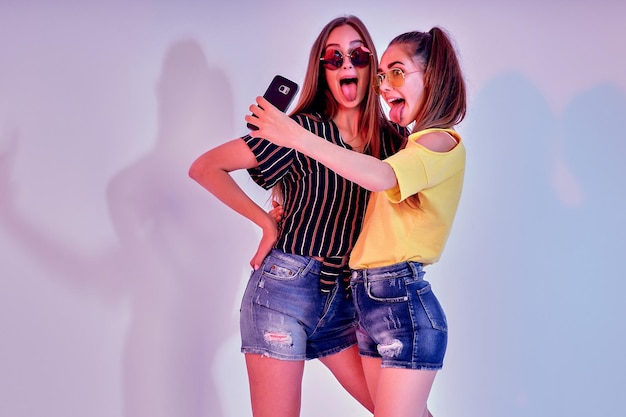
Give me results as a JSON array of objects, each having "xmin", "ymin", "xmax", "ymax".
[
  {"xmin": 350, "ymin": 47, "xmax": 371, "ymax": 68},
  {"xmin": 374, "ymin": 69, "xmax": 406, "ymax": 94},
  {"xmin": 321, "ymin": 49, "xmax": 343, "ymax": 70},
  {"xmin": 388, "ymin": 68, "xmax": 405, "ymax": 87},
  {"xmin": 374, "ymin": 74, "xmax": 384, "ymax": 94}
]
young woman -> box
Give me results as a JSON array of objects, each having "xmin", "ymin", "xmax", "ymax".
[
  {"xmin": 246, "ymin": 27, "xmax": 466, "ymax": 417},
  {"xmin": 189, "ymin": 15, "xmax": 405, "ymax": 417}
]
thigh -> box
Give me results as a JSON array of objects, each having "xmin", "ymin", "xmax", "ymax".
[
  {"xmin": 374, "ymin": 367, "xmax": 437, "ymax": 417},
  {"xmin": 361, "ymin": 355, "xmax": 383, "ymax": 404},
  {"xmin": 319, "ymin": 346, "xmax": 374, "ymax": 412},
  {"xmin": 245, "ymin": 353, "xmax": 305, "ymax": 417}
]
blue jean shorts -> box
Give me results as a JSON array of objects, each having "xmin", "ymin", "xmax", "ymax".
[
  {"xmin": 350, "ymin": 262, "xmax": 448, "ymax": 370},
  {"xmin": 240, "ymin": 249, "xmax": 357, "ymax": 361}
]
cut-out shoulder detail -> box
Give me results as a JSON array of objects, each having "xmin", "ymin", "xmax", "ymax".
[
  {"xmin": 415, "ymin": 130, "xmax": 458, "ymax": 153},
  {"xmin": 444, "ymin": 131, "xmax": 459, "ymax": 146}
]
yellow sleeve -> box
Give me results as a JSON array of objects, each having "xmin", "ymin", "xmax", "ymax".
[
  {"xmin": 384, "ymin": 139, "xmax": 465, "ymax": 203},
  {"xmin": 383, "ymin": 144, "xmax": 429, "ymax": 203}
]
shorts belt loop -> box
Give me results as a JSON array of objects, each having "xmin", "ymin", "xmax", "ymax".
[{"xmin": 408, "ymin": 262, "xmax": 424, "ymax": 280}]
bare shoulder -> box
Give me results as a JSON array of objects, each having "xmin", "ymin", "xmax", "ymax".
[{"xmin": 415, "ymin": 130, "xmax": 459, "ymax": 153}]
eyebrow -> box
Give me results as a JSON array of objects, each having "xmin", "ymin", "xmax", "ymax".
[
  {"xmin": 377, "ymin": 60, "xmax": 402, "ymax": 72},
  {"xmin": 324, "ymin": 39, "xmax": 364, "ymax": 49}
]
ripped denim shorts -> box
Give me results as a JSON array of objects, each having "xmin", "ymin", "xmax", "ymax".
[
  {"xmin": 350, "ymin": 261, "xmax": 448, "ymax": 370},
  {"xmin": 240, "ymin": 249, "xmax": 357, "ymax": 360}
]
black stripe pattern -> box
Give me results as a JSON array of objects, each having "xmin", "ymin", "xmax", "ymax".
[{"xmin": 245, "ymin": 114, "xmax": 405, "ymax": 292}]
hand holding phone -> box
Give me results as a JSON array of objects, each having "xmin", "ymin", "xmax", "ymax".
[{"xmin": 247, "ymin": 75, "xmax": 299, "ymax": 130}]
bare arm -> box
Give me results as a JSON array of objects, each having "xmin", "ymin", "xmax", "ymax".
[
  {"xmin": 246, "ymin": 97, "xmax": 397, "ymax": 192},
  {"xmin": 188, "ymin": 138, "xmax": 277, "ymax": 268},
  {"xmin": 246, "ymin": 97, "xmax": 458, "ymax": 192}
]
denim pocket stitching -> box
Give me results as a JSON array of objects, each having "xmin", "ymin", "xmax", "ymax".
[
  {"xmin": 365, "ymin": 278, "xmax": 409, "ymax": 303},
  {"xmin": 416, "ymin": 284, "xmax": 447, "ymax": 332},
  {"xmin": 262, "ymin": 263, "xmax": 301, "ymax": 281}
]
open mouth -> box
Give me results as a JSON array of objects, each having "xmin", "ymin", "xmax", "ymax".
[
  {"xmin": 387, "ymin": 96, "xmax": 406, "ymax": 124},
  {"xmin": 387, "ymin": 97, "xmax": 405, "ymax": 106},
  {"xmin": 340, "ymin": 77, "xmax": 357, "ymax": 86},
  {"xmin": 340, "ymin": 77, "xmax": 358, "ymax": 101}
]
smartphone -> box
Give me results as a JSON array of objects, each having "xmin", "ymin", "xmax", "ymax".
[{"xmin": 247, "ymin": 75, "xmax": 299, "ymax": 130}]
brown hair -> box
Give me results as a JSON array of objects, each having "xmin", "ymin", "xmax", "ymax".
[
  {"xmin": 389, "ymin": 27, "xmax": 467, "ymax": 133},
  {"xmin": 289, "ymin": 15, "xmax": 396, "ymax": 159}
]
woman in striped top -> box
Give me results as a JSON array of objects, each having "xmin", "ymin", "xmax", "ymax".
[
  {"xmin": 246, "ymin": 27, "xmax": 467, "ymax": 417},
  {"xmin": 189, "ymin": 15, "xmax": 405, "ymax": 417}
]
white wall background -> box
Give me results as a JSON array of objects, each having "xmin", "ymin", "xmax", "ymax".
[{"xmin": 1, "ymin": 1, "xmax": 625, "ymax": 416}]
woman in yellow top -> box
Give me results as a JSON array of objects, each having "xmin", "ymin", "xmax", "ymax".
[{"xmin": 247, "ymin": 27, "xmax": 466, "ymax": 417}]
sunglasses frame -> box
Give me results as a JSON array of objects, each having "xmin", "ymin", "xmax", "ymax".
[
  {"xmin": 320, "ymin": 46, "xmax": 372, "ymax": 70},
  {"xmin": 374, "ymin": 68, "xmax": 422, "ymax": 94}
]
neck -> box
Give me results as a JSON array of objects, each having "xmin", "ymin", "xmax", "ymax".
[
  {"xmin": 333, "ymin": 107, "xmax": 361, "ymax": 139},
  {"xmin": 333, "ymin": 108, "xmax": 364, "ymax": 151}
]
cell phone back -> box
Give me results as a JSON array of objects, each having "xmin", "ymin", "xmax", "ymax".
[{"xmin": 247, "ymin": 75, "xmax": 299, "ymax": 130}]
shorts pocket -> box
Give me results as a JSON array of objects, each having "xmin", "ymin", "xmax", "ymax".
[
  {"xmin": 416, "ymin": 284, "xmax": 448, "ymax": 332},
  {"xmin": 261, "ymin": 257, "xmax": 302, "ymax": 282},
  {"xmin": 365, "ymin": 275, "xmax": 409, "ymax": 303}
]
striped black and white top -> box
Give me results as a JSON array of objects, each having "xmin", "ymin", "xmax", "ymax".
[{"xmin": 244, "ymin": 113, "xmax": 405, "ymax": 291}]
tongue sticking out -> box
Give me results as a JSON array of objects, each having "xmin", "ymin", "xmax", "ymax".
[
  {"xmin": 341, "ymin": 81, "xmax": 358, "ymax": 102},
  {"xmin": 389, "ymin": 102, "xmax": 404, "ymax": 124}
]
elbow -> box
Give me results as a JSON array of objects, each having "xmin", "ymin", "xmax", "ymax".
[
  {"xmin": 188, "ymin": 153, "xmax": 228, "ymax": 191},
  {"xmin": 358, "ymin": 174, "xmax": 396, "ymax": 192},
  {"xmin": 367, "ymin": 164, "xmax": 398, "ymax": 192},
  {"xmin": 188, "ymin": 156, "xmax": 214, "ymax": 185},
  {"xmin": 369, "ymin": 178, "xmax": 397, "ymax": 192},
  {"xmin": 189, "ymin": 149, "xmax": 216, "ymax": 183},
  {"xmin": 188, "ymin": 159, "xmax": 202, "ymax": 182}
]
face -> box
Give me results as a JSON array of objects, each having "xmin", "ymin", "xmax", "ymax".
[
  {"xmin": 377, "ymin": 44, "xmax": 425, "ymax": 126},
  {"xmin": 321, "ymin": 25, "xmax": 372, "ymax": 109}
]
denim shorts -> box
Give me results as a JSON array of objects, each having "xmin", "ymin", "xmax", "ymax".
[
  {"xmin": 350, "ymin": 262, "xmax": 448, "ymax": 370},
  {"xmin": 240, "ymin": 249, "xmax": 357, "ymax": 361}
]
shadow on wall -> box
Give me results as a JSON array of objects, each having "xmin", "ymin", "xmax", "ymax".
[
  {"xmin": 0, "ymin": 39, "xmax": 257, "ymax": 417},
  {"xmin": 441, "ymin": 72, "xmax": 626, "ymax": 417},
  {"xmin": 106, "ymin": 39, "xmax": 259, "ymax": 417},
  {"xmin": 549, "ymin": 83, "xmax": 626, "ymax": 414}
]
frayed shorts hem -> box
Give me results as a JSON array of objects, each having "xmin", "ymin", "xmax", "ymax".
[
  {"xmin": 359, "ymin": 351, "xmax": 443, "ymax": 370},
  {"xmin": 241, "ymin": 347, "xmax": 307, "ymax": 361},
  {"xmin": 242, "ymin": 341, "xmax": 357, "ymax": 361}
]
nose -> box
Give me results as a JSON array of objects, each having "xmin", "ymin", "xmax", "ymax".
[
  {"xmin": 342, "ymin": 50, "xmax": 355, "ymax": 69},
  {"xmin": 377, "ymin": 76, "xmax": 392, "ymax": 94}
]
